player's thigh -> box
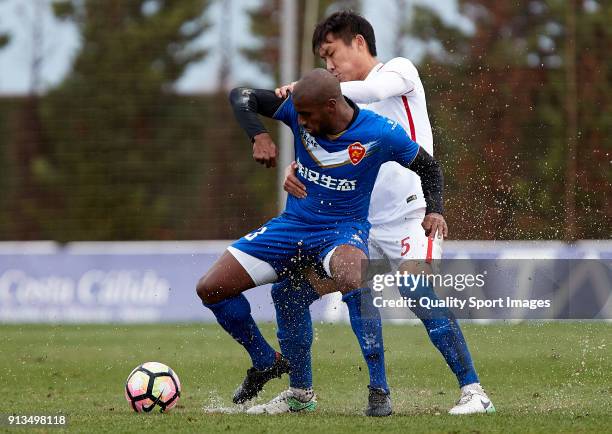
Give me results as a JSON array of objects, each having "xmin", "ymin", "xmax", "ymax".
[
  {"xmin": 196, "ymin": 250, "xmax": 257, "ymax": 304},
  {"xmin": 198, "ymin": 218, "xmax": 301, "ymax": 303},
  {"xmin": 327, "ymin": 244, "xmax": 368, "ymax": 293},
  {"xmin": 373, "ymin": 216, "xmax": 443, "ymax": 274},
  {"xmin": 306, "ymin": 238, "xmax": 382, "ymax": 297}
]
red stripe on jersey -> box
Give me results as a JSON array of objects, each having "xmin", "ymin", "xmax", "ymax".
[
  {"xmin": 402, "ymin": 95, "xmax": 416, "ymax": 141},
  {"xmin": 426, "ymin": 236, "xmax": 433, "ymax": 264}
]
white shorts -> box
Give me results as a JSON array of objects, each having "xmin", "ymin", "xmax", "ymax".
[{"xmin": 368, "ymin": 209, "xmax": 443, "ymax": 267}]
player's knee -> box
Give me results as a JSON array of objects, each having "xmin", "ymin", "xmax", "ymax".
[
  {"xmin": 329, "ymin": 245, "xmax": 367, "ymax": 294},
  {"xmin": 195, "ymin": 275, "xmax": 209, "ymax": 302},
  {"xmin": 335, "ymin": 276, "xmax": 362, "ymax": 294},
  {"xmin": 397, "ymin": 260, "xmax": 427, "ymax": 276},
  {"xmin": 196, "ymin": 274, "xmax": 220, "ymax": 305}
]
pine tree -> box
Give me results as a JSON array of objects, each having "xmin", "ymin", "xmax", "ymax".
[
  {"xmin": 409, "ymin": 0, "xmax": 611, "ymax": 239},
  {"xmin": 243, "ymin": 0, "xmax": 361, "ymax": 83},
  {"xmin": 39, "ymin": 0, "xmax": 211, "ymax": 240}
]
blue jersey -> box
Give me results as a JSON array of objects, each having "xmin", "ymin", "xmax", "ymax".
[{"xmin": 273, "ymin": 97, "xmax": 420, "ymax": 225}]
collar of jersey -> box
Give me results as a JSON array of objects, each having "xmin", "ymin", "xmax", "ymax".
[
  {"xmin": 326, "ymin": 98, "xmax": 360, "ymax": 141},
  {"xmin": 365, "ymin": 62, "xmax": 385, "ymax": 81}
]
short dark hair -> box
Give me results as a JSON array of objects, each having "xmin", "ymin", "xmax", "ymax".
[{"xmin": 312, "ymin": 10, "xmax": 377, "ymax": 57}]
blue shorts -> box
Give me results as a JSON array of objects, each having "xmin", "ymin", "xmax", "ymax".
[{"xmin": 230, "ymin": 214, "xmax": 370, "ymax": 282}]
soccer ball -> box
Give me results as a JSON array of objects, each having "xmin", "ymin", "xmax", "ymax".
[{"xmin": 125, "ymin": 362, "xmax": 181, "ymax": 413}]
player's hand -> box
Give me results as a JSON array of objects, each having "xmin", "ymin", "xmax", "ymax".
[
  {"xmin": 275, "ymin": 81, "xmax": 297, "ymax": 98},
  {"xmin": 284, "ymin": 161, "xmax": 307, "ymax": 198},
  {"xmin": 422, "ymin": 212, "xmax": 448, "ymax": 239},
  {"xmin": 252, "ymin": 132, "xmax": 277, "ymax": 168}
]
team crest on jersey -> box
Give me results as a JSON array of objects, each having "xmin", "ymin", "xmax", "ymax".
[
  {"xmin": 348, "ymin": 142, "xmax": 366, "ymax": 165},
  {"xmin": 299, "ymin": 126, "xmax": 378, "ymax": 168}
]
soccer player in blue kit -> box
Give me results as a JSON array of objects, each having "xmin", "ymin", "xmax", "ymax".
[{"xmin": 195, "ymin": 68, "xmax": 446, "ymax": 415}]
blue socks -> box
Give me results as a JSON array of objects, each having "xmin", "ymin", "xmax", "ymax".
[
  {"xmin": 271, "ymin": 277, "xmax": 320, "ymax": 389},
  {"xmin": 422, "ymin": 318, "xmax": 478, "ymax": 386},
  {"xmin": 271, "ymin": 275, "xmax": 479, "ymax": 391},
  {"xmin": 398, "ymin": 281, "xmax": 479, "ymax": 387},
  {"xmin": 204, "ymin": 293, "xmax": 277, "ymax": 370},
  {"xmin": 273, "ymin": 279, "xmax": 389, "ymax": 393},
  {"xmin": 342, "ymin": 288, "xmax": 389, "ymax": 393},
  {"xmin": 204, "ymin": 278, "xmax": 476, "ymax": 391}
]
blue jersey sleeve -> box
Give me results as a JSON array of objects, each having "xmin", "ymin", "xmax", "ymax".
[
  {"xmin": 381, "ymin": 120, "xmax": 420, "ymax": 167},
  {"xmin": 272, "ymin": 96, "xmax": 298, "ymax": 127}
]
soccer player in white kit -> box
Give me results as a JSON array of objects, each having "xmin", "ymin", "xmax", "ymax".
[{"xmin": 247, "ymin": 11, "xmax": 494, "ymax": 416}]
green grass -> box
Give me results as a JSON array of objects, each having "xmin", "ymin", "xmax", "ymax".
[{"xmin": 1, "ymin": 322, "xmax": 610, "ymax": 433}]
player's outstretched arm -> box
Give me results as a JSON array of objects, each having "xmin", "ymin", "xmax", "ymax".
[
  {"xmin": 340, "ymin": 70, "xmax": 414, "ymax": 104},
  {"xmin": 229, "ymin": 87, "xmax": 286, "ymax": 168},
  {"xmin": 341, "ymin": 58, "xmax": 418, "ymax": 104},
  {"xmin": 276, "ymin": 74, "xmax": 411, "ymax": 103}
]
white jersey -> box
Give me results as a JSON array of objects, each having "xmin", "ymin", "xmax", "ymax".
[{"xmin": 340, "ymin": 57, "xmax": 434, "ymax": 225}]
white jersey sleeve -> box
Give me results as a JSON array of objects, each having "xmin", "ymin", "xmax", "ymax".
[{"xmin": 340, "ymin": 65, "xmax": 415, "ymax": 104}]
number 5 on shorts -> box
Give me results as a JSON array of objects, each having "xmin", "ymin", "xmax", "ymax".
[
  {"xmin": 245, "ymin": 226, "xmax": 267, "ymax": 241},
  {"xmin": 400, "ymin": 236, "xmax": 410, "ymax": 256}
]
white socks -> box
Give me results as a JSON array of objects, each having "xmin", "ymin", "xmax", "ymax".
[{"xmin": 461, "ymin": 382, "xmax": 484, "ymax": 395}]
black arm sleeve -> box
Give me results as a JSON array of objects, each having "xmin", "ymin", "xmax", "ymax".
[
  {"xmin": 408, "ymin": 147, "xmax": 445, "ymax": 215},
  {"xmin": 228, "ymin": 87, "xmax": 286, "ymax": 141}
]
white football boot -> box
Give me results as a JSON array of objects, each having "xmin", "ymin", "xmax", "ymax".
[
  {"xmin": 449, "ymin": 383, "xmax": 496, "ymax": 415},
  {"xmin": 246, "ymin": 388, "xmax": 317, "ymax": 415}
]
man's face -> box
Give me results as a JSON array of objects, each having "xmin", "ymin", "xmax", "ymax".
[
  {"xmin": 293, "ymin": 95, "xmax": 335, "ymax": 136},
  {"xmin": 318, "ymin": 34, "xmax": 365, "ymax": 82}
]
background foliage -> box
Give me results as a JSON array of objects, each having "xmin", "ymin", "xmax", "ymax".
[
  {"xmin": 412, "ymin": 0, "xmax": 610, "ymax": 239},
  {"xmin": 0, "ymin": 0, "xmax": 609, "ymax": 241}
]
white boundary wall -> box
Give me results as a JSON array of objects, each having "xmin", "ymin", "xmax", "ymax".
[{"xmin": 0, "ymin": 240, "xmax": 610, "ymax": 323}]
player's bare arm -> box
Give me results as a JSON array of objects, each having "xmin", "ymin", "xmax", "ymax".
[{"xmin": 229, "ymin": 87, "xmax": 286, "ymax": 168}]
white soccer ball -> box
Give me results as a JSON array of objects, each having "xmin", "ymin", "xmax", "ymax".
[{"xmin": 124, "ymin": 362, "xmax": 181, "ymax": 413}]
